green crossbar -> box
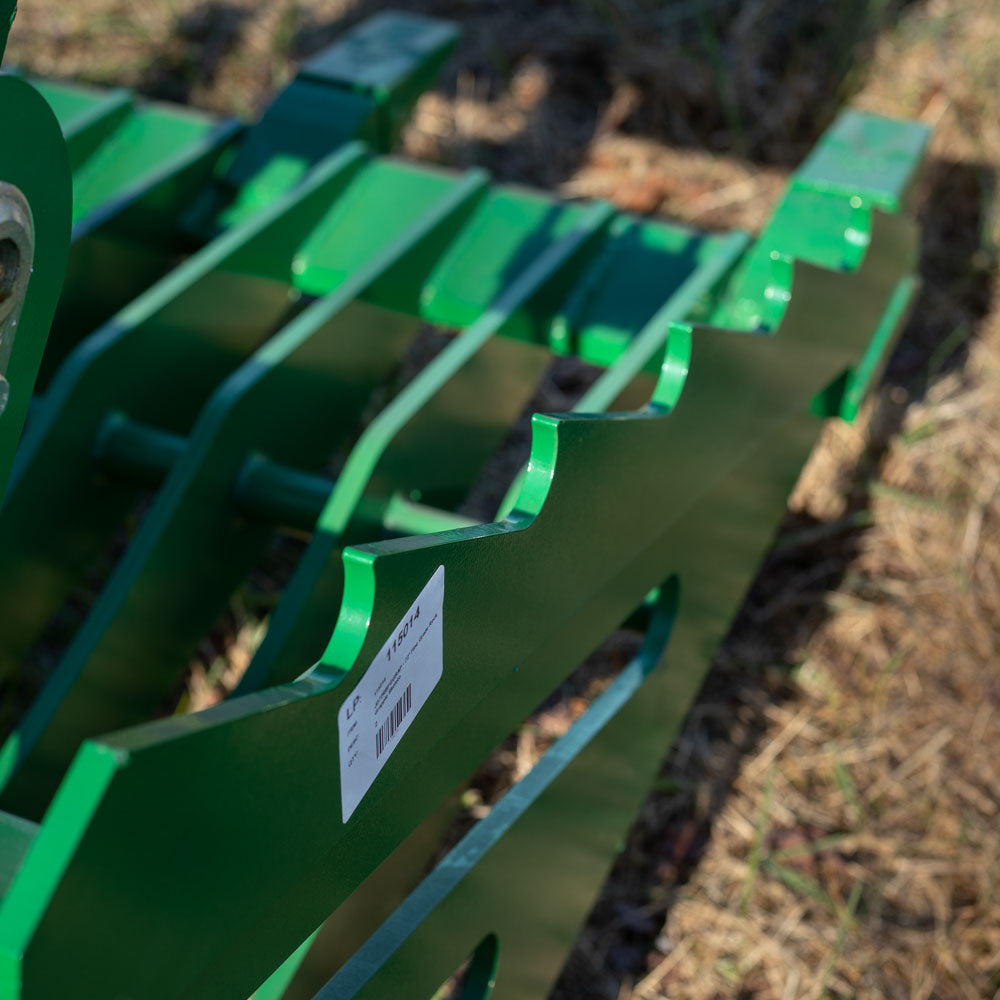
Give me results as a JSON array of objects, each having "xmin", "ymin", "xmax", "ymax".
[
  {"xmin": 16, "ymin": 11, "xmax": 456, "ymax": 387},
  {"xmin": 0, "ymin": 7, "xmax": 929, "ymax": 999}
]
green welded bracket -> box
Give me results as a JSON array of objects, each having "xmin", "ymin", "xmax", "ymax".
[
  {"xmin": 0, "ymin": 9, "xmax": 932, "ymax": 993},
  {"xmin": 213, "ymin": 11, "xmax": 459, "ymax": 229},
  {"xmin": 289, "ymin": 205, "xmax": 922, "ymax": 1000},
  {"xmin": 25, "ymin": 9, "xmax": 457, "ymax": 241},
  {"xmin": 0, "ymin": 111, "xmax": 927, "ymax": 1000},
  {"xmin": 0, "ymin": 228, "xmax": 915, "ymax": 999},
  {"xmin": 0, "ymin": 11, "xmax": 458, "ymax": 391},
  {"xmin": 711, "ymin": 109, "xmax": 929, "ymax": 421},
  {"xmin": 0, "ymin": 0, "xmax": 72, "ymax": 500},
  {"xmin": 303, "ymin": 11, "xmax": 459, "ymax": 149}
]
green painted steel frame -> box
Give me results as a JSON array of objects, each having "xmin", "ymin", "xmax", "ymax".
[
  {"xmin": 0, "ymin": 203, "xmax": 922, "ymax": 1000},
  {"xmin": 13, "ymin": 10, "xmax": 458, "ymax": 389},
  {"xmin": 0, "ymin": 154, "xmax": 744, "ymax": 816},
  {"xmin": 0, "ymin": 12, "xmax": 71, "ymax": 510},
  {"xmin": 0, "ymin": 7, "xmax": 931, "ymax": 997}
]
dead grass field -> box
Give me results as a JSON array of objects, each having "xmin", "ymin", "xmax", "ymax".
[{"xmin": 6, "ymin": 1, "xmax": 1000, "ymax": 998}]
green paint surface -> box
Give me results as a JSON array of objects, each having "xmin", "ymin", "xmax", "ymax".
[{"xmin": 0, "ymin": 14, "xmax": 928, "ymax": 996}]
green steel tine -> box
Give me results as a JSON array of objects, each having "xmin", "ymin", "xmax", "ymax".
[
  {"xmin": 212, "ymin": 12, "xmax": 460, "ymax": 232},
  {"xmin": 305, "ymin": 219, "xmax": 911, "ymax": 802},
  {"xmin": 297, "ymin": 11, "xmax": 462, "ymax": 152},
  {"xmin": 0, "ymin": 142, "xmax": 370, "ymax": 679},
  {"xmin": 495, "ymin": 227, "xmax": 750, "ymax": 519},
  {"xmin": 39, "ymin": 118, "xmax": 246, "ymax": 385},
  {"xmin": 252, "ymin": 791, "xmax": 463, "ymax": 1000},
  {"xmin": 315, "ymin": 584, "xmax": 680, "ymax": 1000},
  {"xmin": 58, "ymin": 88, "xmax": 133, "ymax": 171},
  {"xmin": 117, "ymin": 200, "xmax": 736, "ymax": 984},
  {"xmin": 324, "ymin": 267, "xmax": 916, "ymax": 999},
  {"xmin": 0, "ymin": 211, "xmax": 914, "ymax": 999},
  {"xmin": 238, "ymin": 198, "xmax": 616, "ymax": 694},
  {"xmin": 574, "ymin": 231, "xmax": 750, "ymax": 411},
  {"xmin": 26, "ymin": 78, "xmax": 119, "ymax": 126},
  {"xmin": 791, "ymin": 109, "xmax": 929, "ymax": 210},
  {"xmin": 67, "ymin": 105, "xmax": 229, "ymax": 227},
  {"xmin": 0, "ymin": 169, "xmax": 492, "ymax": 817},
  {"xmin": 73, "ymin": 106, "xmax": 245, "ymax": 229},
  {"xmin": 281, "ymin": 581, "xmax": 679, "ymax": 1000},
  {"xmin": 835, "ymin": 272, "xmax": 918, "ymax": 419},
  {"xmin": 708, "ymin": 110, "xmax": 928, "ymax": 417},
  {"xmin": 72, "ymin": 118, "xmax": 244, "ymax": 240},
  {"xmin": 38, "ymin": 13, "xmax": 460, "ymax": 375},
  {"xmin": 322, "ymin": 193, "xmax": 896, "ymax": 980}
]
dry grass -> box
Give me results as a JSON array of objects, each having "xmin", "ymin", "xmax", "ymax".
[{"xmin": 6, "ymin": 0, "xmax": 1000, "ymax": 998}]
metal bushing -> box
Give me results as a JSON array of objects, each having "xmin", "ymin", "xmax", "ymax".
[{"xmin": 0, "ymin": 180, "xmax": 35, "ymax": 415}]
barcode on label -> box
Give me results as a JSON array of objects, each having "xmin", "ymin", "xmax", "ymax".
[
  {"xmin": 375, "ymin": 684, "xmax": 413, "ymax": 759},
  {"xmin": 338, "ymin": 565, "xmax": 444, "ymax": 823}
]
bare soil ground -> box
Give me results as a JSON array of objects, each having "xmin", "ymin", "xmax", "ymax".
[{"xmin": 7, "ymin": 1, "xmax": 1000, "ymax": 998}]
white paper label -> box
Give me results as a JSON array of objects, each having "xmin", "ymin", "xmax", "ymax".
[{"xmin": 338, "ymin": 565, "xmax": 445, "ymax": 822}]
